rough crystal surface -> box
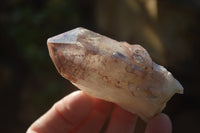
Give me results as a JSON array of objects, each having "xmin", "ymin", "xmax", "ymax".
[{"xmin": 47, "ymin": 27, "xmax": 183, "ymax": 121}]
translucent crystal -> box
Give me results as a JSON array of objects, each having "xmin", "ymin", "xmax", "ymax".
[{"xmin": 47, "ymin": 27, "xmax": 183, "ymax": 121}]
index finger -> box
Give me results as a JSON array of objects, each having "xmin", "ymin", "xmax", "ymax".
[{"xmin": 27, "ymin": 91, "xmax": 95, "ymax": 133}]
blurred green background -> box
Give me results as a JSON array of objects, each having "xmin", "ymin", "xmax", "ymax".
[{"xmin": 0, "ymin": 0, "xmax": 200, "ymax": 132}]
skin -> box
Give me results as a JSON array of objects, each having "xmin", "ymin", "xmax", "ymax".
[{"xmin": 27, "ymin": 91, "xmax": 172, "ymax": 133}]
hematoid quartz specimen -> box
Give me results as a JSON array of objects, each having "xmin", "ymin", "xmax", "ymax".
[{"xmin": 47, "ymin": 27, "xmax": 183, "ymax": 121}]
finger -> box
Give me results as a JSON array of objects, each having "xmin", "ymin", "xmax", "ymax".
[
  {"xmin": 27, "ymin": 91, "xmax": 94, "ymax": 133},
  {"xmin": 105, "ymin": 105, "xmax": 138, "ymax": 133},
  {"xmin": 71, "ymin": 98, "xmax": 113, "ymax": 133},
  {"xmin": 145, "ymin": 113, "xmax": 172, "ymax": 133}
]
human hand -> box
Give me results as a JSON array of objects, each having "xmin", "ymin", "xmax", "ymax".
[{"xmin": 27, "ymin": 91, "xmax": 172, "ymax": 133}]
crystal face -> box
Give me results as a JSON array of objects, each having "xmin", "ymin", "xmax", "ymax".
[{"xmin": 47, "ymin": 27, "xmax": 183, "ymax": 121}]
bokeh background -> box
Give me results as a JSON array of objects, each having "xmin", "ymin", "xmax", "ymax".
[{"xmin": 1, "ymin": 0, "xmax": 200, "ymax": 132}]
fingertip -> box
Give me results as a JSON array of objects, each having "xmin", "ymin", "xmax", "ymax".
[
  {"xmin": 105, "ymin": 105, "xmax": 137, "ymax": 133},
  {"xmin": 62, "ymin": 91, "xmax": 94, "ymax": 111},
  {"xmin": 56, "ymin": 90, "xmax": 95, "ymax": 124},
  {"xmin": 112, "ymin": 105, "xmax": 137, "ymax": 124},
  {"xmin": 28, "ymin": 91, "xmax": 95, "ymax": 133},
  {"xmin": 71, "ymin": 98, "xmax": 113, "ymax": 133},
  {"xmin": 145, "ymin": 113, "xmax": 172, "ymax": 133}
]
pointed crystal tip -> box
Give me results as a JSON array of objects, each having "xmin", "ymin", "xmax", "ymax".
[
  {"xmin": 47, "ymin": 27, "xmax": 85, "ymax": 44},
  {"xmin": 174, "ymin": 79, "xmax": 184, "ymax": 94}
]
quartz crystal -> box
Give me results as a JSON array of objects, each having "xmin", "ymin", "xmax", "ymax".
[{"xmin": 47, "ymin": 27, "xmax": 183, "ymax": 121}]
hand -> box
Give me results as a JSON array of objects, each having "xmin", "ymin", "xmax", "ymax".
[{"xmin": 27, "ymin": 91, "xmax": 172, "ymax": 133}]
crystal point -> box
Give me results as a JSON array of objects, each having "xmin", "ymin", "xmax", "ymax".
[{"xmin": 47, "ymin": 27, "xmax": 184, "ymax": 121}]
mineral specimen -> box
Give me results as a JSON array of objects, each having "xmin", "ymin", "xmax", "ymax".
[{"xmin": 47, "ymin": 27, "xmax": 183, "ymax": 121}]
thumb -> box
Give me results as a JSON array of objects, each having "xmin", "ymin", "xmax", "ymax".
[{"xmin": 145, "ymin": 113, "xmax": 172, "ymax": 133}]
